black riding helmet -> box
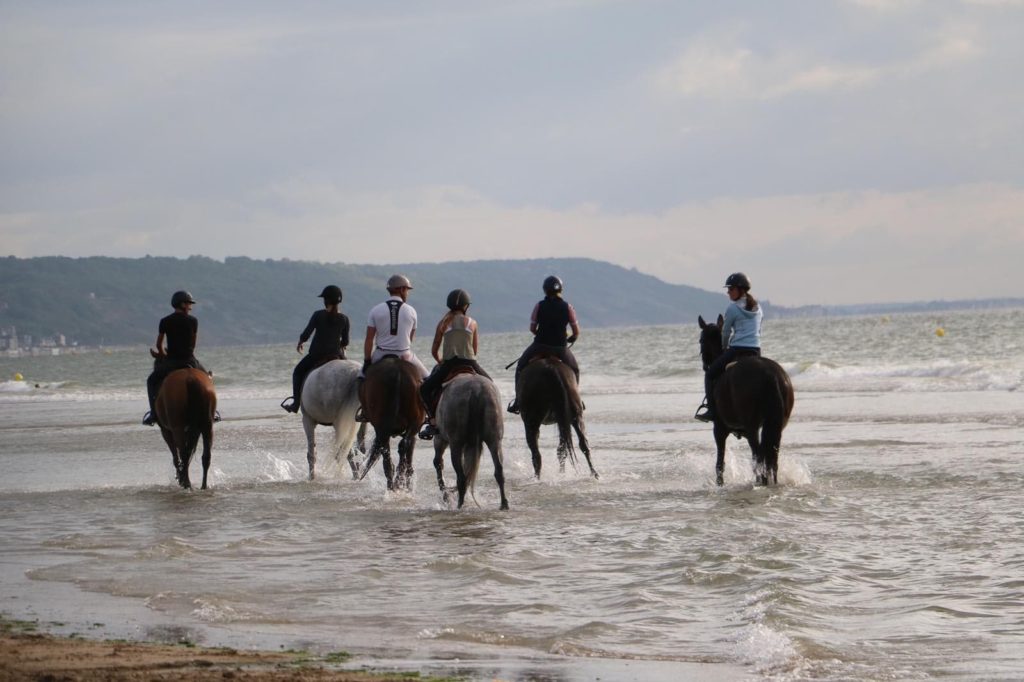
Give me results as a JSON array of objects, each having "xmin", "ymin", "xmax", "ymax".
[
  {"xmin": 171, "ymin": 290, "xmax": 197, "ymax": 308},
  {"xmin": 446, "ymin": 289, "xmax": 471, "ymax": 311},
  {"xmin": 724, "ymin": 272, "xmax": 751, "ymax": 290},
  {"xmin": 319, "ymin": 285, "xmax": 343, "ymax": 304},
  {"xmin": 542, "ymin": 275, "xmax": 563, "ymax": 295}
]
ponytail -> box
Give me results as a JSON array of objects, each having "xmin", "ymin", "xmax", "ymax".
[{"xmin": 744, "ymin": 292, "xmax": 758, "ymax": 311}]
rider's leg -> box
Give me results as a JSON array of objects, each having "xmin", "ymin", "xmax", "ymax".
[{"xmin": 508, "ymin": 344, "xmax": 539, "ymax": 413}]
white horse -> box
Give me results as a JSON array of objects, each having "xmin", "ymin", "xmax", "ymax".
[
  {"xmin": 299, "ymin": 358, "xmax": 364, "ymax": 480},
  {"xmin": 432, "ymin": 374, "xmax": 508, "ymax": 510}
]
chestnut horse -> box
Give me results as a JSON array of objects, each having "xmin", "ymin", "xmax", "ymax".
[
  {"xmin": 698, "ymin": 315, "xmax": 794, "ymax": 486},
  {"xmin": 517, "ymin": 356, "xmax": 597, "ymax": 480},
  {"xmin": 154, "ymin": 368, "xmax": 216, "ymax": 489},
  {"xmin": 357, "ymin": 356, "xmax": 425, "ymax": 491},
  {"xmin": 432, "ymin": 374, "xmax": 508, "ymax": 510}
]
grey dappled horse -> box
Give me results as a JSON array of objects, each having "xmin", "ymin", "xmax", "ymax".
[
  {"xmin": 432, "ymin": 374, "xmax": 508, "ymax": 510},
  {"xmin": 299, "ymin": 358, "xmax": 364, "ymax": 480}
]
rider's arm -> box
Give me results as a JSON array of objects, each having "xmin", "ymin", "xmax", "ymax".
[
  {"xmin": 150, "ymin": 331, "xmax": 166, "ymax": 358},
  {"xmin": 297, "ymin": 311, "xmax": 318, "ymax": 353},
  {"xmin": 364, "ymin": 326, "xmax": 375, "ymax": 363},
  {"xmin": 529, "ymin": 302, "xmax": 540, "ymax": 335},
  {"xmin": 431, "ymin": 315, "xmax": 448, "ymax": 364},
  {"xmin": 472, "ymin": 321, "xmax": 479, "ymax": 355},
  {"xmin": 567, "ymin": 304, "xmax": 580, "ymax": 344}
]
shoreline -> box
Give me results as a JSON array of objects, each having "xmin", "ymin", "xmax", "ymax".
[{"xmin": 0, "ymin": 617, "xmax": 436, "ymax": 681}]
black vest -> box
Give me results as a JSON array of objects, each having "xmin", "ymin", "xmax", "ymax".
[{"xmin": 534, "ymin": 297, "xmax": 571, "ymax": 347}]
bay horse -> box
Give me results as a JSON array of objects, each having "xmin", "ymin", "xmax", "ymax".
[
  {"xmin": 154, "ymin": 368, "xmax": 216, "ymax": 489},
  {"xmin": 299, "ymin": 358, "xmax": 364, "ymax": 480},
  {"xmin": 517, "ymin": 355, "xmax": 597, "ymax": 480},
  {"xmin": 698, "ymin": 314, "xmax": 795, "ymax": 486},
  {"xmin": 432, "ymin": 373, "xmax": 508, "ymax": 510},
  {"xmin": 357, "ymin": 356, "xmax": 425, "ymax": 491}
]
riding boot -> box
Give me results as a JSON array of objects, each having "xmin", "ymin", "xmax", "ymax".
[{"xmin": 506, "ymin": 397, "xmax": 520, "ymax": 414}]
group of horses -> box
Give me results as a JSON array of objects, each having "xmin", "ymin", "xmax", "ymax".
[{"xmin": 150, "ymin": 318, "xmax": 794, "ymax": 500}]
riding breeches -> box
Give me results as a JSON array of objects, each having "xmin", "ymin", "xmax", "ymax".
[
  {"xmin": 370, "ymin": 348, "xmax": 430, "ymax": 379},
  {"xmin": 420, "ymin": 358, "xmax": 492, "ymax": 416},
  {"xmin": 147, "ymin": 356, "xmax": 207, "ymax": 410},
  {"xmin": 514, "ymin": 342, "xmax": 580, "ymax": 389},
  {"xmin": 704, "ymin": 346, "xmax": 761, "ymax": 398}
]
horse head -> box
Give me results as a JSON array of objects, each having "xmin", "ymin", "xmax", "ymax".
[{"xmin": 698, "ymin": 314, "xmax": 725, "ymax": 371}]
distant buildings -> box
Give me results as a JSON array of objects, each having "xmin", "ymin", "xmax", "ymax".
[{"xmin": 1, "ymin": 326, "xmax": 78, "ymax": 356}]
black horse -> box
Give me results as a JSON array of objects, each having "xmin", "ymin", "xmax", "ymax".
[
  {"xmin": 517, "ymin": 355, "xmax": 597, "ymax": 480},
  {"xmin": 698, "ymin": 315, "xmax": 794, "ymax": 486}
]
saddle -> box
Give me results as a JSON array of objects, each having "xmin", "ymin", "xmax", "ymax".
[{"xmin": 724, "ymin": 349, "xmax": 761, "ymax": 371}]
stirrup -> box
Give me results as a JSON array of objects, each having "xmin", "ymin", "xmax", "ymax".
[
  {"xmin": 142, "ymin": 411, "xmax": 157, "ymax": 427},
  {"xmin": 693, "ymin": 405, "xmax": 714, "ymax": 423},
  {"xmin": 355, "ymin": 406, "xmax": 368, "ymax": 423},
  {"xmin": 506, "ymin": 399, "xmax": 520, "ymax": 415},
  {"xmin": 418, "ymin": 423, "xmax": 436, "ymax": 441},
  {"xmin": 214, "ymin": 410, "xmax": 222, "ymax": 423},
  {"xmin": 280, "ymin": 396, "xmax": 299, "ymax": 413}
]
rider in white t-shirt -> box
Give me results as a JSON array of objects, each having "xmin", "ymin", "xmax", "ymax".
[{"xmin": 362, "ymin": 274, "xmax": 430, "ymax": 379}]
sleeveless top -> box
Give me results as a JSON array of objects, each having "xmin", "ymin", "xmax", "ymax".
[
  {"xmin": 534, "ymin": 297, "xmax": 571, "ymax": 347},
  {"xmin": 442, "ymin": 313, "xmax": 475, "ymax": 360}
]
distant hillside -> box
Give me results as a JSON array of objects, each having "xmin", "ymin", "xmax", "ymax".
[{"xmin": 0, "ymin": 256, "xmax": 737, "ymax": 347}]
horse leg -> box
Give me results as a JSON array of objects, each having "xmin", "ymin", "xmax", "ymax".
[
  {"xmin": 713, "ymin": 422, "xmax": 729, "ymax": 486},
  {"xmin": 572, "ymin": 417, "xmax": 598, "ymax": 480},
  {"xmin": 397, "ymin": 434, "xmax": 416, "ymax": 491},
  {"xmin": 377, "ymin": 437, "xmax": 395, "ymax": 491},
  {"xmin": 525, "ymin": 421, "xmax": 543, "ymax": 479},
  {"xmin": 433, "ymin": 436, "xmax": 452, "ymax": 506},
  {"xmin": 159, "ymin": 427, "xmax": 184, "ymax": 487},
  {"xmin": 450, "ymin": 442, "xmax": 468, "ymax": 508},
  {"xmin": 176, "ymin": 428, "xmax": 192, "ymax": 489},
  {"xmin": 200, "ymin": 425, "xmax": 212, "ymax": 490},
  {"xmin": 747, "ymin": 427, "xmax": 767, "ymax": 486},
  {"xmin": 302, "ymin": 414, "xmax": 317, "ymax": 481},
  {"xmin": 488, "ymin": 438, "xmax": 509, "ymax": 511}
]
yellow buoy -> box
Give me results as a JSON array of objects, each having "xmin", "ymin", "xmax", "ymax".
[
  {"xmin": 935, "ymin": 327, "xmax": 945, "ymax": 337},
  {"xmin": 13, "ymin": 372, "xmax": 23, "ymax": 381}
]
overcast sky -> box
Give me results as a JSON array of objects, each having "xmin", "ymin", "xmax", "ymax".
[{"xmin": 1, "ymin": 0, "xmax": 1021, "ymax": 305}]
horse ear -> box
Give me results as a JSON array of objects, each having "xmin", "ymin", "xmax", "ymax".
[
  {"xmin": 716, "ymin": 314, "xmax": 724, "ymax": 327},
  {"xmin": 698, "ymin": 315, "xmax": 707, "ymax": 329}
]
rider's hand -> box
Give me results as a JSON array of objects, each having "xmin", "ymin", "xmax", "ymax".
[
  {"xmin": 296, "ymin": 341, "xmax": 304, "ymax": 353},
  {"xmin": 149, "ymin": 348, "xmax": 165, "ymax": 359},
  {"xmin": 567, "ymin": 334, "xmax": 578, "ymax": 345}
]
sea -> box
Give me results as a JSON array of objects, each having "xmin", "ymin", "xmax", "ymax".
[{"xmin": 1, "ymin": 308, "xmax": 1022, "ymax": 681}]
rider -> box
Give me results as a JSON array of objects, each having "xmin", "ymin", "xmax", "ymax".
[
  {"xmin": 507, "ymin": 275, "xmax": 580, "ymax": 415},
  {"xmin": 363, "ymin": 274, "xmax": 430, "ymax": 378},
  {"xmin": 281, "ymin": 285, "xmax": 350, "ymax": 413},
  {"xmin": 143, "ymin": 290, "xmax": 212, "ymax": 426},
  {"xmin": 694, "ymin": 272, "xmax": 762, "ymax": 422},
  {"xmin": 417, "ymin": 289, "xmax": 492, "ymax": 440}
]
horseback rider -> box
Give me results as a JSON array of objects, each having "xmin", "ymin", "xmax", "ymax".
[
  {"xmin": 694, "ymin": 272, "xmax": 763, "ymax": 422},
  {"xmin": 357, "ymin": 274, "xmax": 430, "ymax": 423},
  {"xmin": 143, "ymin": 290, "xmax": 214, "ymax": 426},
  {"xmin": 507, "ymin": 275, "xmax": 580, "ymax": 415},
  {"xmin": 418, "ymin": 288, "xmax": 493, "ymax": 440},
  {"xmin": 281, "ymin": 285, "xmax": 350, "ymax": 413}
]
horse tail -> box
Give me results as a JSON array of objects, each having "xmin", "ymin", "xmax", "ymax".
[
  {"xmin": 461, "ymin": 391, "xmax": 486, "ymax": 505},
  {"xmin": 759, "ymin": 371, "xmax": 789, "ymax": 478},
  {"xmin": 551, "ymin": 366, "xmax": 577, "ymax": 467},
  {"xmin": 184, "ymin": 372, "xmax": 211, "ymax": 462}
]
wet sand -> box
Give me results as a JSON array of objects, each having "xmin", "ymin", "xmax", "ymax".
[{"xmin": 0, "ymin": 620, "xmax": 427, "ymax": 682}]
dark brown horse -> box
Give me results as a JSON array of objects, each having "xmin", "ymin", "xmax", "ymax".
[
  {"xmin": 698, "ymin": 315, "xmax": 794, "ymax": 486},
  {"xmin": 358, "ymin": 356, "xmax": 425, "ymax": 491},
  {"xmin": 517, "ymin": 356, "xmax": 597, "ymax": 480},
  {"xmin": 154, "ymin": 368, "xmax": 217, "ymax": 489}
]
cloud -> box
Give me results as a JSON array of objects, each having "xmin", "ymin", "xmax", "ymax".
[{"xmin": 652, "ymin": 22, "xmax": 980, "ymax": 101}]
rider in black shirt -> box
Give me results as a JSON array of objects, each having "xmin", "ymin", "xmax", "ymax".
[
  {"xmin": 281, "ymin": 285, "xmax": 350, "ymax": 413},
  {"xmin": 143, "ymin": 291, "xmax": 210, "ymax": 426},
  {"xmin": 507, "ymin": 275, "xmax": 581, "ymax": 414}
]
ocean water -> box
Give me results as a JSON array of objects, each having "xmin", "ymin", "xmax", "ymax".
[{"xmin": 1, "ymin": 309, "xmax": 1022, "ymax": 681}]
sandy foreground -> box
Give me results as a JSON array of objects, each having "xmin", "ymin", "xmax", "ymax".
[{"xmin": 0, "ymin": 620, "xmax": 437, "ymax": 682}]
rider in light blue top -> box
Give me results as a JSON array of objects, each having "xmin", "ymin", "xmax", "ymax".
[{"xmin": 695, "ymin": 272, "xmax": 763, "ymax": 422}]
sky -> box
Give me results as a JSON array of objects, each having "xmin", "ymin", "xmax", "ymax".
[{"xmin": 1, "ymin": 0, "xmax": 1022, "ymax": 306}]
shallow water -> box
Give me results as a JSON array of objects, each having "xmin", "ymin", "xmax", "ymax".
[{"xmin": 1, "ymin": 309, "xmax": 1022, "ymax": 680}]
